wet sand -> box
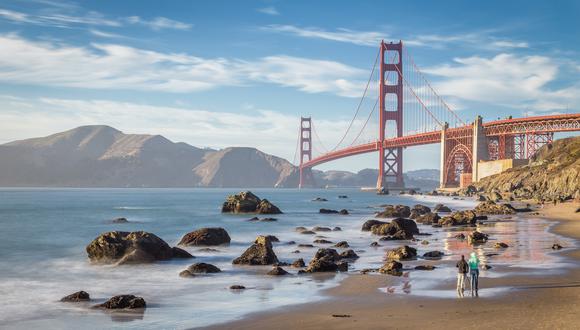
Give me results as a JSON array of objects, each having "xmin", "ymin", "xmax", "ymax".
[{"xmin": 206, "ymin": 201, "xmax": 580, "ymax": 330}]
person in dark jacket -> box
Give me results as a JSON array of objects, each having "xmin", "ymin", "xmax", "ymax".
[{"xmin": 456, "ymin": 255, "xmax": 469, "ymax": 297}]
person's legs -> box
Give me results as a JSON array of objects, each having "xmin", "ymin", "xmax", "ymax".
[
  {"xmin": 474, "ymin": 270, "xmax": 479, "ymax": 295},
  {"xmin": 456, "ymin": 273, "xmax": 464, "ymax": 297},
  {"xmin": 470, "ymin": 270, "xmax": 476, "ymax": 296}
]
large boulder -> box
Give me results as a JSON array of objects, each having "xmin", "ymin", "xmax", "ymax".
[
  {"xmin": 433, "ymin": 204, "xmax": 451, "ymax": 212},
  {"xmin": 221, "ymin": 191, "xmax": 282, "ymax": 214},
  {"xmin": 232, "ymin": 235, "xmax": 279, "ymax": 265},
  {"xmin": 178, "ymin": 228, "xmax": 231, "ymax": 246},
  {"xmin": 379, "ymin": 261, "xmax": 403, "ymax": 276},
  {"xmin": 185, "ymin": 262, "xmax": 221, "ymax": 274},
  {"xmin": 474, "ymin": 201, "xmax": 516, "ymax": 215},
  {"xmin": 96, "ymin": 295, "xmax": 146, "ymax": 309},
  {"xmin": 414, "ymin": 212, "xmax": 440, "ymax": 225},
  {"xmin": 303, "ymin": 248, "xmax": 347, "ymax": 273},
  {"xmin": 371, "ymin": 218, "xmax": 419, "ymax": 239},
  {"xmin": 376, "ymin": 205, "xmax": 411, "ymax": 218},
  {"xmin": 361, "ymin": 220, "xmax": 387, "ymax": 231},
  {"xmin": 438, "ymin": 210, "xmax": 479, "ymax": 226},
  {"xmin": 468, "ymin": 231, "xmax": 489, "ymax": 244},
  {"xmin": 386, "ymin": 246, "xmax": 417, "ymax": 260},
  {"xmin": 86, "ymin": 231, "xmax": 176, "ymax": 265},
  {"xmin": 171, "ymin": 247, "xmax": 194, "ymax": 258}
]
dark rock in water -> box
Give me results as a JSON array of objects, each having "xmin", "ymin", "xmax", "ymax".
[
  {"xmin": 386, "ymin": 245, "xmax": 417, "ymax": 260},
  {"xmin": 264, "ymin": 235, "xmax": 279, "ymax": 242},
  {"xmin": 438, "ymin": 210, "xmax": 485, "ymax": 226},
  {"xmin": 482, "ymin": 264, "xmax": 492, "ymax": 270},
  {"xmin": 267, "ymin": 266, "xmax": 290, "ymax": 275},
  {"xmin": 433, "ymin": 204, "xmax": 451, "ymax": 213},
  {"xmin": 319, "ymin": 208, "xmax": 339, "ymax": 214},
  {"xmin": 360, "ymin": 268, "xmax": 377, "ymax": 274},
  {"xmin": 178, "ymin": 227, "xmax": 231, "ymax": 246},
  {"xmin": 186, "ymin": 262, "xmax": 221, "ymax": 273},
  {"xmin": 86, "ymin": 231, "xmax": 174, "ymax": 265},
  {"xmin": 423, "ymin": 251, "xmax": 444, "ymax": 259},
  {"xmin": 171, "ymin": 247, "xmax": 194, "ymax": 258},
  {"xmin": 300, "ymin": 230, "xmax": 316, "ymax": 235},
  {"xmin": 291, "ymin": 258, "xmax": 306, "ymax": 267},
  {"xmin": 332, "ymin": 227, "xmax": 342, "ymax": 231},
  {"xmin": 370, "ymin": 242, "xmax": 380, "ymax": 247},
  {"xmin": 376, "ymin": 205, "xmax": 411, "ymax": 218},
  {"xmin": 247, "ymin": 217, "xmax": 260, "ymax": 222},
  {"xmin": 275, "ymin": 261, "xmax": 290, "ymax": 266},
  {"xmin": 313, "ymin": 239, "xmax": 333, "ymax": 244},
  {"xmin": 298, "ymin": 244, "xmax": 314, "ymax": 248},
  {"xmin": 468, "ymin": 231, "xmax": 489, "ymax": 244},
  {"xmin": 552, "ymin": 243, "xmax": 563, "ymax": 250},
  {"xmin": 230, "ymin": 285, "xmax": 246, "ymax": 290},
  {"xmin": 453, "ymin": 233, "xmax": 466, "ymax": 240},
  {"xmin": 334, "ymin": 241, "xmax": 350, "ymax": 248},
  {"xmin": 179, "ymin": 270, "xmax": 195, "ymax": 278},
  {"xmin": 286, "ymin": 241, "xmax": 296, "ymax": 245},
  {"xmin": 221, "ymin": 191, "xmax": 282, "ymax": 214},
  {"xmin": 259, "ymin": 217, "xmax": 278, "ymax": 222},
  {"xmin": 61, "ymin": 291, "xmax": 90, "ymax": 302},
  {"xmin": 371, "ymin": 218, "xmax": 419, "ymax": 239},
  {"xmin": 474, "ymin": 201, "xmax": 515, "ymax": 215},
  {"xmin": 303, "ymin": 248, "xmax": 344, "ymax": 273},
  {"xmin": 485, "ymin": 253, "xmax": 499, "ymax": 257},
  {"xmin": 312, "ymin": 226, "xmax": 332, "ymax": 232},
  {"xmin": 312, "ymin": 197, "xmax": 328, "ymax": 202},
  {"xmin": 414, "ymin": 265, "xmax": 436, "ymax": 271},
  {"xmin": 338, "ymin": 195, "xmax": 348, "ymax": 199},
  {"xmin": 112, "ymin": 217, "xmax": 129, "ymax": 223},
  {"xmin": 233, "ymin": 236, "xmax": 279, "ymax": 265},
  {"xmin": 339, "ymin": 249, "xmax": 359, "ymax": 260},
  {"xmin": 295, "ymin": 226, "xmax": 307, "ymax": 232},
  {"xmin": 339, "ymin": 209, "xmax": 349, "ymax": 215},
  {"xmin": 379, "ymin": 260, "xmax": 403, "ymax": 276},
  {"xmin": 361, "ymin": 219, "xmax": 387, "ymax": 231},
  {"xmin": 407, "ymin": 189, "xmax": 417, "ymax": 195},
  {"xmin": 414, "ymin": 212, "xmax": 440, "ymax": 225},
  {"xmin": 336, "ymin": 261, "xmax": 349, "ymax": 272},
  {"xmin": 494, "ymin": 242, "xmax": 509, "ymax": 248},
  {"xmin": 411, "ymin": 204, "xmax": 431, "ymax": 216},
  {"xmin": 96, "ymin": 295, "xmax": 146, "ymax": 309}
]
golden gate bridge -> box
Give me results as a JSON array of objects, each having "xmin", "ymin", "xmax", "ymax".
[{"xmin": 294, "ymin": 41, "xmax": 580, "ymax": 191}]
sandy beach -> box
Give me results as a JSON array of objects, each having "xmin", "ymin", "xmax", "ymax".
[{"xmin": 207, "ymin": 201, "xmax": 580, "ymax": 330}]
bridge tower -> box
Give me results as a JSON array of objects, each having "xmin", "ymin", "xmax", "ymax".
[
  {"xmin": 299, "ymin": 117, "xmax": 314, "ymax": 188},
  {"xmin": 376, "ymin": 40, "xmax": 404, "ymax": 192}
]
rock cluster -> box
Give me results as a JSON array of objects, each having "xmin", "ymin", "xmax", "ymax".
[
  {"xmin": 319, "ymin": 208, "xmax": 349, "ymax": 215},
  {"xmin": 86, "ymin": 231, "xmax": 188, "ymax": 265},
  {"xmin": 178, "ymin": 227, "xmax": 231, "ymax": 246},
  {"xmin": 370, "ymin": 218, "xmax": 419, "ymax": 240},
  {"xmin": 379, "ymin": 260, "xmax": 402, "ymax": 276},
  {"xmin": 433, "ymin": 204, "xmax": 451, "ymax": 213},
  {"xmin": 468, "ymin": 231, "xmax": 489, "ymax": 244},
  {"xmin": 386, "ymin": 245, "xmax": 417, "ymax": 260},
  {"xmin": 302, "ymin": 248, "xmax": 349, "ymax": 273},
  {"xmin": 233, "ymin": 235, "xmax": 279, "ymax": 265},
  {"xmin": 361, "ymin": 220, "xmax": 387, "ymax": 231},
  {"xmin": 474, "ymin": 201, "xmax": 516, "ymax": 215},
  {"xmin": 376, "ymin": 205, "xmax": 411, "ymax": 218},
  {"xmin": 221, "ymin": 191, "xmax": 282, "ymax": 214},
  {"xmin": 438, "ymin": 210, "xmax": 479, "ymax": 226}
]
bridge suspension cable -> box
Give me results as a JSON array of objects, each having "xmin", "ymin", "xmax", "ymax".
[{"xmin": 328, "ymin": 47, "xmax": 380, "ymax": 151}]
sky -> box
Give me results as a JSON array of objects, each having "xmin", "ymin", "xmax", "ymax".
[{"xmin": 0, "ymin": 0, "xmax": 578, "ymax": 172}]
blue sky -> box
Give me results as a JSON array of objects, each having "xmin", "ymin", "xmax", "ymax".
[{"xmin": 0, "ymin": 0, "xmax": 578, "ymax": 172}]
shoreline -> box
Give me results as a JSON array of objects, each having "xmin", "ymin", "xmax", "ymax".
[{"xmin": 205, "ymin": 201, "xmax": 580, "ymax": 330}]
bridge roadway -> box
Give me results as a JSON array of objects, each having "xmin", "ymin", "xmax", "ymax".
[{"xmin": 302, "ymin": 113, "xmax": 580, "ymax": 168}]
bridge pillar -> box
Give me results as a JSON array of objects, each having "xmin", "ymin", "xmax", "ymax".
[
  {"xmin": 439, "ymin": 122, "xmax": 448, "ymax": 188},
  {"xmin": 299, "ymin": 117, "xmax": 313, "ymax": 188},
  {"xmin": 376, "ymin": 40, "xmax": 404, "ymax": 192},
  {"xmin": 471, "ymin": 116, "xmax": 489, "ymax": 182}
]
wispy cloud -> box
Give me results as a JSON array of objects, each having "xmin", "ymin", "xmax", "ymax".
[
  {"xmin": 125, "ymin": 16, "xmax": 192, "ymax": 31},
  {"xmin": 257, "ymin": 6, "xmax": 279, "ymax": 16},
  {"xmin": 88, "ymin": 29, "xmax": 126, "ymax": 39},
  {"xmin": 0, "ymin": 34, "xmax": 366, "ymax": 97},
  {"xmin": 424, "ymin": 53, "xmax": 580, "ymax": 111},
  {"xmin": 0, "ymin": 7, "xmax": 191, "ymax": 31},
  {"xmin": 263, "ymin": 24, "xmax": 530, "ymax": 51}
]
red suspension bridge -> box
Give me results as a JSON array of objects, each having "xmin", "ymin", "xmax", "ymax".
[{"xmin": 295, "ymin": 41, "xmax": 580, "ymax": 191}]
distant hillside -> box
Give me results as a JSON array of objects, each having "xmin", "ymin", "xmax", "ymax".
[
  {"xmin": 475, "ymin": 136, "xmax": 580, "ymax": 201},
  {"xmin": 0, "ymin": 125, "xmax": 439, "ymax": 189}
]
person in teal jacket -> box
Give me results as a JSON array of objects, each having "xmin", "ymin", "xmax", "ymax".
[{"xmin": 468, "ymin": 252, "xmax": 480, "ymax": 296}]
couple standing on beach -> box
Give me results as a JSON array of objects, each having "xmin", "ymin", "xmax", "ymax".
[{"xmin": 456, "ymin": 253, "xmax": 480, "ymax": 297}]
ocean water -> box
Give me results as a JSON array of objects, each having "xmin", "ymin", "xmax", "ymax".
[{"xmin": 0, "ymin": 188, "xmax": 573, "ymax": 329}]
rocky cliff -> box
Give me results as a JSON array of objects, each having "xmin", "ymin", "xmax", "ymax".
[{"xmin": 474, "ymin": 136, "xmax": 580, "ymax": 201}]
